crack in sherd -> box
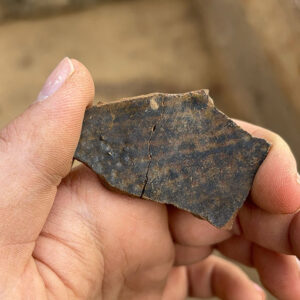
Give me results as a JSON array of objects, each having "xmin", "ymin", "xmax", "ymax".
[
  {"xmin": 140, "ymin": 97, "xmax": 165, "ymax": 198},
  {"xmin": 140, "ymin": 124, "xmax": 156, "ymax": 198}
]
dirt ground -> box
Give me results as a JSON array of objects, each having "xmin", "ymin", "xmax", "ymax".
[{"xmin": 1, "ymin": 0, "xmax": 298, "ymax": 299}]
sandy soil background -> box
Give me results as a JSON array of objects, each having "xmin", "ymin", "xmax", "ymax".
[{"xmin": 1, "ymin": 0, "xmax": 299, "ymax": 299}]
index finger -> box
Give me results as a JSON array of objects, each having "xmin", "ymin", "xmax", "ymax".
[{"xmin": 235, "ymin": 119, "xmax": 300, "ymax": 214}]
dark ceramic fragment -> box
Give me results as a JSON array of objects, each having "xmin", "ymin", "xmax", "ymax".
[{"xmin": 74, "ymin": 90, "xmax": 270, "ymax": 227}]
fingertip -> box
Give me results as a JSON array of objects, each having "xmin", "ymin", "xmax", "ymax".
[
  {"xmin": 251, "ymin": 133, "xmax": 300, "ymax": 214},
  {"xmin": 69, "ymin": 58, "xmax": 95, "ymax": 107},
  {"xmin": 18, "ymin": 58, "xmax": 96, "ymax": 180},
  {"xmin": 234, "ymin": 119, "xmax": 300, "ymax": 214},
  {"xmin": 35, "ymin": 58, "xmax": 95, "ymax": 120}
]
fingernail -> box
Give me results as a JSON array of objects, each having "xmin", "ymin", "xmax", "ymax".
[
  {"xmin": 297, "ymin": 173, "xmax": 300, "ymax": 185},
  {"xmin": 37, "ymin": 57, "xmax": 74, "ymax": 102}
]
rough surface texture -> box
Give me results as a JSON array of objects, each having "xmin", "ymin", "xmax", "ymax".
[{"xmin": 74, "ymin": 91, "xmax": 270, "ymax": 227}]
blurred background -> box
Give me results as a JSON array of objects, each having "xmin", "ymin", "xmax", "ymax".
[{"xmin": 0, "ymin": 0, "xmax": 299, "ymax": 299}]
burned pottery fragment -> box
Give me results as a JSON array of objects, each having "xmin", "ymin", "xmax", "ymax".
[{"xmin": 74, "ymin": 90, "xmax": 270, "ymax": 228}]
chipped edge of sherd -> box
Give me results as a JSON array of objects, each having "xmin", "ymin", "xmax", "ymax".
[
  {"xmin": 94, "ymin": 89, "xmax": 211, "ymax": 106},
  {"xmin": 94, "ymin": 89, "xmax": 270, "ymax": 151}
]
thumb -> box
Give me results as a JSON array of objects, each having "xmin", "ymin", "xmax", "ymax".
[{"xmin": 0, "ymin": 58, "xmax": 94, "ymax": 262}]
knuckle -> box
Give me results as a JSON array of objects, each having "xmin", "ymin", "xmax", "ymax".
[
  {"xmin": 0, "ymin": 118, "xmax": 36, "ymax": 153},
  {"xmin": 27, "ymin": 156, "xmax": 64, "ymax": 186},
  {"xmin": 0, "ymin": 120, "xmax": 26, "ymax": 153},
  {"xmin": 0, "ymin": 119, "xmax": 69, "ymax": 185}
]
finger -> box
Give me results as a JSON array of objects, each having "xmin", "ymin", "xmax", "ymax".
[
  {"xmin": 289, "ymin": 211, "xmax": 300, "ymax": 256},
  {"xmin": 174, "ymin": 244, "xmax": 212, "ymax": 266},
  {"xmin": 0, "ymin": 58, "xmax": 94, "ymax": 253},
  {"xmin": 188, "ymin": 255, "xmax": 265, "ymax": 299},
  {"xmin": 162, "ymin": 266, "xmax": 188, "ymax": 300},
  {"xmin": 217, "ymin": 237, "xmax": 300, "ymax": 299},
  {"xmin": 238, "ymin": 201, "xmax": 299, "ymax": 256},
  {"xmin": 253, "ymin": 245, "xmax": 300, "ymax": 299},
  {"xmin": 217, "ymin": 235, "xmax": 253, "ymax": 266},
  {"xmin": 234, "ymin": 119, "xmax": 300, "ymax": 214},
  {"xmin": 168, "ymin": 206, "xmax": 232, "ymax": 247}
]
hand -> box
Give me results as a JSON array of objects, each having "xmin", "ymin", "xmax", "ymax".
[{"xmin": 0, "ymin": 58, "xmax": 299, "ymax": 300}]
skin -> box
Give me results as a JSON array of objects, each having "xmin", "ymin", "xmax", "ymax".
[{"xmin": 0, "ymin": 59, "xmax": 299, "ymax": 300}]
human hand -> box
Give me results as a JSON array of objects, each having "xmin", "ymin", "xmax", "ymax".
[{"xmin": 0, "ymin": 58, "xmax": 299, "ymax": 300}]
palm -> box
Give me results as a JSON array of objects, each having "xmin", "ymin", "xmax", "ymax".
[{"xmin": 27, "ymin": 165, "xmax": 174, "ymax": 300}]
